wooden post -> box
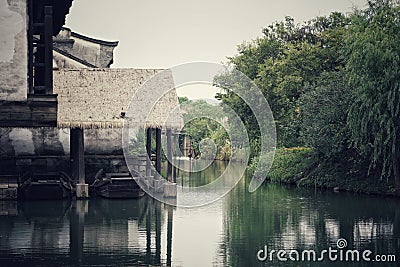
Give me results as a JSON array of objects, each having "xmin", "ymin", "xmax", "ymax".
[
  {"xmin": 155, "ymin": 201, "xmax": 161, "ymax": 264},
  {"xmin": 71, "ymin": 128, "xmax": 85, "ymax": 184},
  {"xmin": 155, "ymin": 128, "xmax": 162, "ymax": 177},
  {"xmin": 183, "ymin": 134, "xmax": 187, "ymax": 157},
  {"xmin": 145, "ymin": 204, "xmax": 152, "ymax": 262},
  {"xmin": 166, "ymin": 206, "xmax": 173, "ymax": 266},
  {"xmin": 43, "ymin": 6, "xmax": 53, "ymax": 95},
  {"xmin": 166, "ymin": 128, "xmax": 172, "ymax": 182},
  {"xmin": 173, "ymin": 133, "xmax": 177, "ymax": 184},
  {"xmin": 70, "ymin": 200, "xmax": 87, "ymax": 263},
  {"xmin": 146, "ymin": 128, "xmax": 152, "ymax": 176},
  {"xmin": 27, "ymin": 0, "xmax": 33, "ymax": 94}
]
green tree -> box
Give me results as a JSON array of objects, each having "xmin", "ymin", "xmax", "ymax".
[
  {"xmin": 346, "ymin": 0, "xmax": 400, "ymax": 193},
  {"xmin": 216, "ymin": 13, "xmax": 349, "ymax": 149},
  {"xmin": 300, "ymin": 71, "xmax": 352, "ymax": 158},
  {"xmin": 179, "ymin": 99, "xmax": 231, "ymax": 160}
]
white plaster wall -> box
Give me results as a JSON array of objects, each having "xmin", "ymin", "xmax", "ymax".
[
  {"xmin": 84, "ymin": 128, "xmax": 123, "ymax": 154},
  {"xmin": 0, "ymin": 127, "xmax": 124, "ymax": 157},
  {"xmin": 59, "ymin": 128, "xmax": 70, "ymax": 154},
  {"xmin": 0, "ymin": 0, "xmax": 27, "ymax": 101},
  {"xmin": 9, "ymin": 128, "xmax": 35, "ymax": 156}
]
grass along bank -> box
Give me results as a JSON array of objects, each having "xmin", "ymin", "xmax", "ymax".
[{"xmin": 248, "ymin": 148, "xmax": 397, "ymax": 196}]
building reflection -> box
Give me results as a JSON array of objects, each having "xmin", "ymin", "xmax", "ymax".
[
  {"xmin": 0, "ymin": 197, "xmax": 175, "ymax": 266},
  {"xmin": 0, "ymin": 177, "xmax": 399, "ymax": 267}
]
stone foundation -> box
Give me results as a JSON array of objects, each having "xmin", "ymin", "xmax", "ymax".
[{"xmin": 76, "ymin": 183, "xmax": 88, "ymax": 198}]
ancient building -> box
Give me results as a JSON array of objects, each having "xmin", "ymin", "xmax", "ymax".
[
  {"xmin": 53, "ymin": 27, "xmax": 119, "ymax": 69},
  {"xmin": 0, "ymin": 0, "xmax": 182, "ymax": 199}
]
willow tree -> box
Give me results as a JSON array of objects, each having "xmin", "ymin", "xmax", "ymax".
[{"xmin": 346, "ymin": 0, "xmax": 400, "ymax": 193}]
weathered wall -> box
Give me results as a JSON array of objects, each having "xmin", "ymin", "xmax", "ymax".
[
  {"xmin": 0, "ymin": 127, "xmax": 124, "ymax": 157},
  {"xmin": 0, "ymin": 0, "xmax": 27, "ymax": 101},
  {"xmin": 0, "ymin": 127, "xmax": 125, "ymax": 177}
]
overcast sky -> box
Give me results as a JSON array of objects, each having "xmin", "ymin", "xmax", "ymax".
[{"xmin": 65, "ymin": 0, "xmax": 367, "ymax": 99}]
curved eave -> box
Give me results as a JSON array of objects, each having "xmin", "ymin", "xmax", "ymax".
[{"xmin": 69, "ymin": 31, "xmax": 119, "ymax": 47}]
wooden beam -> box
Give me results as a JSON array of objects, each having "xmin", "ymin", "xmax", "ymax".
[
  {"xmin": 0, "ymin": 95, "xmax": 57, "ymax": 127},
  {"xmin": 71, "ymin": 128, "xmax": 85, "ymax": 185},
  {"xmin": 155, "ymin": 128, "xmax": 162, "ymax": 176}
]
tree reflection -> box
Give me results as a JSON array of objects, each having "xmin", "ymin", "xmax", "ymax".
[{"xmin": 222, "ymin": 178, "xmax": 400, "ymax": 266}]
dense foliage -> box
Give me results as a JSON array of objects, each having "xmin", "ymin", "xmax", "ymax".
[
  {"xmin": 179, "ymin": 98, "xmax": 231, "ymax": 160},
  {"xmin": 345, "ymin": 0, "xmax": 400, "ymax": 192},
  {"xmin": 214, "ymin": 0, "xmax": 400, "ymax": 194},
  {"xmin": 216, "ymin": 12, "xmax": 350, "ymax": 148}
]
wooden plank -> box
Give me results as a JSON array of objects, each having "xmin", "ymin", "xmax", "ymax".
[
  {"xmin": 0, "ymin": 95, "xmax": 57, "ymax": 127},
  {"xmin": 105, "ymin": 173, "xmax": 130, "ymax": 178},
  {"xmin": 0, "ymin": 113, "xmax": 11, "ymax": 120},
  {"xmin": 0, "ymin": 105, "xmax": 31, "ymax": 112},
  {"xmin": 31, "ymin": 112, "xmax": 57, "ymax": 121},
  {"xmin": 9, "ymin": 112, "xmax": 32, "ymax": 120}
]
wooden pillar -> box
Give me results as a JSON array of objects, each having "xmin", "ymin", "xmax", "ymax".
[
  {"xmin": 183, "ymin": 134, "xmax": 187, "ymax": 157},
  {"xmin": 43, "ymin": 6, "xmax": 53, "ymax": 95},
  {"xmin": 27, "ymin": 0, "xmax": 33, "ymax": 94},
  {"xmin": 146, "ymin": 128, "xmax": 152, "ymax": 176},
  {"xmin": 71, "ymin": 128, "xmax": 85, "ymax": 185},
  {"xmin": 166, "ymin": 128, "xmax": 173, "ymax": 182},
  {"xmin": 145, "ymin": 204, "xmax": 152, "ymax": 262},
  {"xmin": 173, "ymin": 133, "xmax": 177, "ymax": 183},
  {"xmin": 69, "ymin": 201, "xmax": 85, "ymax": 263},
  {"xmin": 155, "ymin": 201, "xmax": 161, "ymax": 264},
  {"xmin": 155, "ymin": 128, "xmax": 162, "ymax": 176},
  {"xmin": 166, "ymin": 206, "xmax": 173, "ymax": 266}
]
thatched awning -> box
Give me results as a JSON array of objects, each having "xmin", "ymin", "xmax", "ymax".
[{"xmin": 54, "ymin": 68, "xmax": 183, "ymax": 129}]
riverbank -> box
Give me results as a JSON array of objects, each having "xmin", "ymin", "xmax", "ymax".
[{"xmin": 248, "ymin": 148, "xmax": 398, "ymax": 197}]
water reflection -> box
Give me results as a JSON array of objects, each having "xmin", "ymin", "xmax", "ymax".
[
  {"xmin": 0, "ymin": 161, "xmax": 398, "ymax": 266},
  {"xmin": 0, "ymin": 198, "xmax": 169, "ymax": 266},
  {"xmin": 174, "ymin": 159, "xmax": 228, "ymax": 187},
  {"xmin": 224, "ymin": 181, "xmax": 400, "ymax": 266}
]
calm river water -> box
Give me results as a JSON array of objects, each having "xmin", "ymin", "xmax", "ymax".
[{"xmin": 0, "ymin": 160, "xmax": 399, "ymax": 266}]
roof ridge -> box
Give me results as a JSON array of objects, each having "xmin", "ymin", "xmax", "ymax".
[{"xmin": 61, "ymin": 27, "xmax": 119, "ymax": 46}]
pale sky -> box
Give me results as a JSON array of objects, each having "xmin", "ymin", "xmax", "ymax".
[{"xmin": 65, "ymin": 0, "xmax": 367, "ymax": 99}]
